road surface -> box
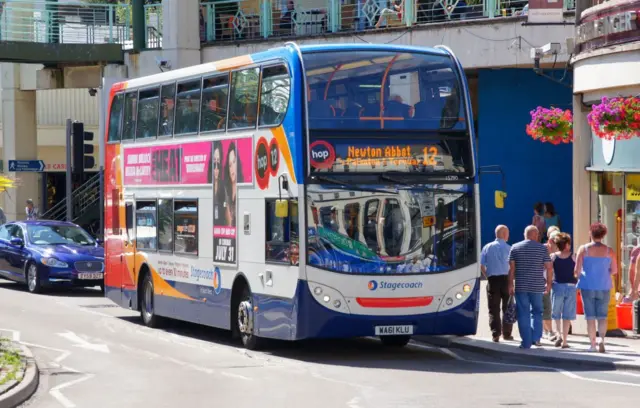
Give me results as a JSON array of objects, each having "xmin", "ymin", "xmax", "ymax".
[{"xmin": 0, "ymin": 278, "xmax": 638, "ymax": 408}]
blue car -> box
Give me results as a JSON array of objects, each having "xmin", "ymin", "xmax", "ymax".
[{"xmin": 0, "ymin": 220, "xmax": 104, "ymax": 294}]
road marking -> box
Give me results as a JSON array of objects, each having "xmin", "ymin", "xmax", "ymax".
[
  {"xmin": 221, "ymin": 371, "xmax": 252, "ymax": 381},
  {"xmin": 58, "ymin": 331, "xmax": 110, "ymax": 353},
  {"xmin": 427, "ymin": 344, "xmax": 640, "ymax": 388},
  {"xmin": 50, "ymin": 374, "xmax": 95, "ymax": 408},
  {"xmin": 0, "ymin": 328, "xmax": 21, "ymax": 342}
]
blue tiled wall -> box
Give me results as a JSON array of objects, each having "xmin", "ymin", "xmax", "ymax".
[{"xmin": 477, "ymin": 69, "xmax": 573, "ymax": 246}]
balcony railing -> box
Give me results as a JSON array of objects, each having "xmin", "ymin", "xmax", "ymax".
[
  {"xmin": 199, "ymin": 0, "xmax": 576, "ymax": 43},
  {"xmin": 0, "ymin": 0, "xmax": 161, "ymax": 50}
]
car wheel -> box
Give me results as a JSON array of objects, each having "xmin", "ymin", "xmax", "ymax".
[
  {"xmin": 140, "ymin": 273, "xmax": 161, "ymax": 328},
  {"xmin": 26, "ymin": 262, "xmax": 42, "ymax": 294},
  {"xmin": 380, "ymin": 335, "xmax": 411, "ymax": 347}
]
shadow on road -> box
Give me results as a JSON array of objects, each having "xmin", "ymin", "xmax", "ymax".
[
  {"xmin": 0, "ymin": 280, "xmax": 103, "ymax": 298},
  {"xmin": 114, "ymin": 313, "xmax": 617, "ymax": 375}
]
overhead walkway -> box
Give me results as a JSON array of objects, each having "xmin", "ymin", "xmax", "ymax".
[{"xmin": 0, "ymin": 0, "xmax": 162, "ymax": 65}]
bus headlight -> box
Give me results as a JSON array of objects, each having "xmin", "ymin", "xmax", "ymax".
[
  {"xmin": 439, "ymin": 279, "xmax": 476, "ymax": 311},
  {"xmin": 308, "ymin": 281, "xmax": 350, "ymax": 313}
]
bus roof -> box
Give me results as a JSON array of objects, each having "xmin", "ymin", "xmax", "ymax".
[{"xmin": 116, "ymin": 43, "xmax": 454, "ymax": 92}]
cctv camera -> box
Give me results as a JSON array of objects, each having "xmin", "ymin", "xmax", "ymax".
[
  {"xmin": 88, "ymin": 88, "xmax": 97, "ymax": 97},
  {"xmin": 155, "ymin": 57, "xmax": 171, "ymax": 69}
]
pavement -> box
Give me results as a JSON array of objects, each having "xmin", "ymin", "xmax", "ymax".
[
  {"xmin": 1, "ymin": 278, "xmax": 640, "ymax": 408},
  {"xmin": 419, "ymin": 280, "xmax": 640, "ymax": 372}
]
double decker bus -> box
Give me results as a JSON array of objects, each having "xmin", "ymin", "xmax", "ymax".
[{"xmin": 104, "ymin": 43, "xmax": 482, "ymax": 349}]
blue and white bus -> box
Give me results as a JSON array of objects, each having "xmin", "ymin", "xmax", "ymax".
[{"xmin": 104, "ymin": 42, "xmax": 483, "ymax": 349}]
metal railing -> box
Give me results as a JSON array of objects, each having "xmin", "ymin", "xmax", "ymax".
[
  {"xmin": 200, "ymin": 0, "xmax": 576, "ymax": 43},
  {"xmin": 0, "ymin": 0, "xmax": 162, "ymax": 49},
  {"xmin": 41, "ymin": 172, "xmax": 101, "ymax": 225}
]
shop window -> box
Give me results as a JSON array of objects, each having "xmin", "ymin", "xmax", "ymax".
[
  {"xmin": 108, "ymin": 93, "xmax": 124, "ymax": 142},
  {"xmin": 157, "ymin": 198, "xmax": 173, "ymax": 252},
  {"xmin": 122, "ymin": 92, "xmax": 138, "ymax": 141},
  {"xmin": 136, "ymin": 87, "xmax": 160, "ymax": 139},
  {"xmin": 343, "ymin": 203, "xmax": 360, "ymax": 240},
  {"xmin": 229, "ymin": 68, "xmax": 259, "ymax": 129},
  {"xmin": 259, "ymin": 65, "xmax": 290, "ymax": 127},
  {"xmin": 175, "ymin": 80, "xmax": 202, "ymax": 135},
  {"xmin": 136, "ymin": 200, "xmax": 157, "ymax": 250},
  {"xmin": 159, "ymin": 83, "xmax": 176, "ymax": 137},
  {"xmin": 200, "ymin": 75, "xmax": 229, "ymax": 132},
  {"xmin": 265, "ymin": 200, "xmax": 300, "ymax": 264},
  {"xmin": 174, "ymin": 200, "xmax": 198, "ymax": 255}
]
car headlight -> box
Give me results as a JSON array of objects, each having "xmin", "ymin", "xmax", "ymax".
[{"xmin": 41, "ymin": 258, "xmax": 68, "ymax": 268}]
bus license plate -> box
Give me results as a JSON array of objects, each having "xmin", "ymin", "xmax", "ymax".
[
  {"xmin": 374, "ymin": 325, "xmax": 413, "ymax": 335},
  {"xmin": 78, "ymin": 273, "xmax": 103, "ymax": 280}
]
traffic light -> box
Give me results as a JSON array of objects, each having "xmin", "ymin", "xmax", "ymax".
[{"xmin": 72, "ymin": 122, "xmax": 95, "ymax": 179}]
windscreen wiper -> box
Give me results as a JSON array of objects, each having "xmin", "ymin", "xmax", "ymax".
[
  {"xmin": 311, "ymin": 175, "xmax": 395, "ymax": 194},
  {"xmin": 379, "ymin": 172, "xmax": 413, "ymax": 186}
]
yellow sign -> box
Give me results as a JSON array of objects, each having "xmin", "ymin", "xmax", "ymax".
[
  {"xmin": 626, "ymin": 174, "xmax": 640, "ymax": 201},
  {"xmin": 344, "ymin": 145, "xmax": 439, "ymax": 168},
  {"xmin": 607, "ymin": 275, "xmax": 619, "ymax": 331},
  {"xmin": 423, "ymin": 216, "xmax": 435, "ymax": 228}
]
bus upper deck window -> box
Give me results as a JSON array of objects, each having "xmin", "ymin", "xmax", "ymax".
[
  {"xmin": 229, "ymin": 68, "xmax": 259, "ymax": 129},
  {"xmin": 159, "ymin": 83, "xmax": 176, "ymax": 137},
  {"xmin": 201, "ymin": 75, "xmax": 229, "ymax": 132},
  {"xmin": 122, "ymin": 92, "xmax": 137, "ymax": 141},
  {"xmin": 175, "ymin": 80, "xmax": 202, "ymax": 135},
  {"xmin": 136, "ymin": 87, "xmax": 160, "ymax": 140},
  {"xmin": 107, "ymin": 93, "xmax": 124, "ymax": 142},
  {"xmin": 259, "ymin": 65, "xmax": 290, "ymax": 127}
]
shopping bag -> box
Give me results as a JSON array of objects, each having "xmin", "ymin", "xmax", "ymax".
[{"xmin": 504, "ymin": 296, "xmax": 517, "ymax": 324}]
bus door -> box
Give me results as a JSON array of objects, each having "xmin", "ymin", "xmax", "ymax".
[{"xmin": 123, "ymin": 196, "xmax": 137, "ymax": 297}]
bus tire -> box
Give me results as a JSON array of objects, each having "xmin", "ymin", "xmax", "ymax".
[
  {"xmin": 235, "ymin": 285, "xmax": 264, "ymax": 350},
  {"xmin": 140, "ymin": 272, "xmax": 161, "ymax": 328},
  {"xmin": 380, "ymin": 335, "xmax": 411, "ymax": 347}
]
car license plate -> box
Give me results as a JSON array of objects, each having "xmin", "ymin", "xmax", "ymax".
[
  {"xmin": 374, "ymin": 325, "xmax": 414, "ymax": 335},
  {"xmin": 78, "ymin": 273, "xmax": 103, "ymax": 280}
]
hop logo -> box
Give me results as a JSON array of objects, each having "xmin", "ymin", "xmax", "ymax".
[{"xmin": 368, "ymin": 280, "xmax": 378, "ymax": 291}]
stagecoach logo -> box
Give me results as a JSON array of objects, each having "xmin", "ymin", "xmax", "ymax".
[
  {"xmin": 87, "ymin": 263, "xmax": 92, "ymax": 268},
  {"xmin": 213, "ymin": 267, "xmax": 222, "ymax": 295},
  {"xmin": 368, "ymin": 280, "xmax": 424, "ymax": 291},
  {"xmin": 309, "ymin": 140, "xmax": 336, "ymax": 170}
]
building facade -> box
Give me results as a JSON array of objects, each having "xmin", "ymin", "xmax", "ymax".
[{"xmin": 572, "ymin": 0, "xmax": 640, "ymax": 293}]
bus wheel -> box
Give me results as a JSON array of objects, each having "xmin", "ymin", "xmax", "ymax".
[
  {"xmin": 141, "ymin": 273, "xmax": 160, "ymax": 328},
  {"xmin": 236, "ymin": 287, "xmax": 263, "ymax": 350},
  {"xmin": 380, "ymin": 335, "xmax": 411, "ymax": 347}
]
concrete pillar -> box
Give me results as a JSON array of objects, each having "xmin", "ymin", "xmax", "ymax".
[
  {"xmin": 572, "ymin": 94, "xmax": 592, "ymax": 247},
  {"xmin": 132, "ymin": 0, "xmax": 146, "ymax": 52},
  {"xmin": 1, "ymin": 63, "xmax": 39, "ymax": 221},
  {"xmin": 161, "ymin": 0, "xmax": 201, "ymax": 69}
]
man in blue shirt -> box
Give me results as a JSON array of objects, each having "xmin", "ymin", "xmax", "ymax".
[
  {"xmin": 481, "ymin": 225, "xmax": 512, "ymax": 342},
  {"xmin": 508, "ymin": 225, "xmax": 553, "ymax": 349}
]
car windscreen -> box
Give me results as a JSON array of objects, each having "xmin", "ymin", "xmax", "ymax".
[{"xmin": 28, "ymin": 225, "xmax": 95, "ymax": 246}]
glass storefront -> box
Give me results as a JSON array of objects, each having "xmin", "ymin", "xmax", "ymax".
[{"xmin": 589, "ymin": 171, "xmax": 638, "ymax": 294}]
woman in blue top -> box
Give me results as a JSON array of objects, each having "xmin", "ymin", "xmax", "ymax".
[
  {"xmin": 550, "ymin": 232, "xmax": 576, "ymax": 348},
  {"xmin": 574, "ymin": 223, "xmax": 618, "ymax": 353},
  {"xmin": 544, "ymin": 202, "xmax": 561, "ymax": 231}
]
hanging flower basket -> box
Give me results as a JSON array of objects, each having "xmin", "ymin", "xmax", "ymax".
[
  {"xmin": 587, "ymin": 96, "xmax": 640, "ymax": 140},
  {"xmin": 526, "ymin": 106, "xmax": 573, "ymax": 145}
]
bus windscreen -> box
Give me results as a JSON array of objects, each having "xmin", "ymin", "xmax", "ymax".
[{"xmin": 302, "ymin": 50, "xmax": 466, "ymax": 131}]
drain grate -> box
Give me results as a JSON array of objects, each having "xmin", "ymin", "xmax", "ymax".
[{"xmin": 80, "ymin": 304, "xmax": 120, "ymax": 309}]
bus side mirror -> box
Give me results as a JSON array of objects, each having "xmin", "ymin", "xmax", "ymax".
[
  {"xmin": 495, "ymin": 190, "xmax": 507, "ymax": 209},
  {"xmin": 275, "ymin": 200, "xmax": 289, "ymax": 218}
]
